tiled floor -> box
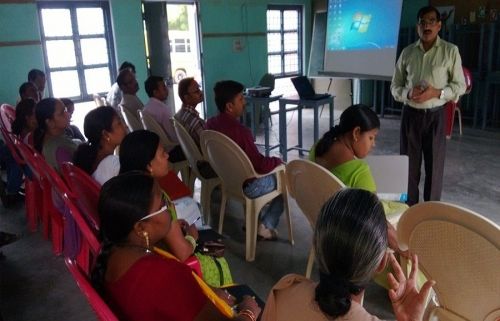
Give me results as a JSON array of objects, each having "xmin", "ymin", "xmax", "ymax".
[{"xmin": 1, "ymin": 110, "xmax": 499, "ymax": 321}]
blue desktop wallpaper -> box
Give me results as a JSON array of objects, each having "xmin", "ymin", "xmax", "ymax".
[{"xmin": 326, "ymin": 0, "xmax": 401, "ymax": 51}]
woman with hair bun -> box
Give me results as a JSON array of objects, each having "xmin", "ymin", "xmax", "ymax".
[
  {"xmin": 262, "ymin": 189, "xmax": 434, "ymax": 321},
  {"xmin": 72, "ymin": 106, "xmax": 127, "ymax": 185}
]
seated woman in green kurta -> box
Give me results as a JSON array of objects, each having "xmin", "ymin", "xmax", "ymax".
[{"xmin": 309, "ymin": 104, "xmax": 408, "ymax": 249}]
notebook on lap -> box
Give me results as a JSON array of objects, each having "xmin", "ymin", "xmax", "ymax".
[{"xmin": 291, "ymin": 76, "xmax": 331, "ymax": 100}]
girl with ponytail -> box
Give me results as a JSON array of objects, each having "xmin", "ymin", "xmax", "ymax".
[
  {"xmin": 73, "ymin": 106, "xmax": 126, "ymax": 185},
  {"xmin": 262, "ymin": 189, "xmax": 435, "ymax": 321}
]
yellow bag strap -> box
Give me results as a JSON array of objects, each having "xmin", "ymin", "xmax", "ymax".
[{"xmin": 153, "ymin": 247, "xmax": 234, "ymax": 318}]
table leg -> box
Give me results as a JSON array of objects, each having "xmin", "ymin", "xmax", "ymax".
[
  {"xmin": 329, "ymin": 99, "xmax": 334, "ymax": 129},
  {"xmin": 279, "ymin": 100, "xmax": 287, "ymax": 162},
  {"xmin": 298, "ymin": 104, "xmax": 303, "ymax": 155},
  {"xmin": 313, "ymin": 103, "xmax": 319, "ymax": 143},
  {"xmin": 263, "ymin": 103, "xmax": 270, "ymax": 157}
]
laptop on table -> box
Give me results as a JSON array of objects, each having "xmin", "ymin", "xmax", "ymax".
[{"xmin": 291, "ymin": 76, "xmax": 331, "ymax": 100}]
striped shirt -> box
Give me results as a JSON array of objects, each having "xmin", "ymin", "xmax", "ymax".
[{"xmin": 174, "ymin": 105, "xmax": 206, "ymax": 148}]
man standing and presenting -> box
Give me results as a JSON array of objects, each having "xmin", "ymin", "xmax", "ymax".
[{"xmin": 391, "ymin": 6, "xmax": 466, "ymax": 205}]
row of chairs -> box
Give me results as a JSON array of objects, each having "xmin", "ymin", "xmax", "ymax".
[
  {"xmin": 118, "ymin": 105, "xmax": 190, "ymax": 183},
  {"xmin": 0, "ymin": 114, "xmax": 117, "ymax": 319}
]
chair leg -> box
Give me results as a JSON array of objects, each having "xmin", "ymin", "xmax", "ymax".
[
  {"xmin": 188, "ymin": 171, "xmax": 196, "ymax": 197},
  {"xmin": 245, "ymin": 201, "xmax": 259, "ymax": 262},
  {"xmin": 200, "ymin": 183, "xmax": 210, "ymax": 226},
  {"xmin": 218, "ymin": 192, "xmax": 227, "ymax": 234},
  {"xmin": 305, "ymin": 247, "xmax": 315, "ymax": 278},
  {"xmin": 180, "ymin": 167, "xmax": 190, "ymax": 187},
  {"xmin": 283, "ymin": 192, "xmax": 294, "ymax": 246},
  {"xmin": 456, "ymin": 107, "xmax": 463, "ymax": 135}
]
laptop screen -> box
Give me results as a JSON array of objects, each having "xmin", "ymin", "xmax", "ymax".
[{"xmin": 291, "ymin": 76, "xmax": 316, "ymax": 97}]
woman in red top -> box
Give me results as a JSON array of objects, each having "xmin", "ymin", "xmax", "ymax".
[{"xmin": 92, "ymin": 172, "xmax": 260, "ymax": 321}]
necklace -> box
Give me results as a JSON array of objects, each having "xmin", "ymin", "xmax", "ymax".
[{"xmin": 116, "ymin": 243, "xmax": 151, "ymax": 253}]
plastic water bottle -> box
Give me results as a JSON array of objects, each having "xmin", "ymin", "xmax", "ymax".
[{"xmin": 377, "ymin": 193, "xmax": 408, "ymax": 202}]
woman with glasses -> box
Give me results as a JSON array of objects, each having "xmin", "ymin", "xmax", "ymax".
[
  {"xmin": 92, "ymin": 172, "xmax": 261, "ymax": 321},
  {"xmin": 119, "ymin": 130, "xmax": 232, "ymax": 287},
  {"xmin": 33, "ymin": 97, "xmax": 78, "ymax": 171},
  {"xmin": 262, "ymin": 189, "xmax": 434, "ymax": 321}
]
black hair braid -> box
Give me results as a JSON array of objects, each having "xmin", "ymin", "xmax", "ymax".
[
  {"xmin": 316, "ymin": 125, "xmax": 343, "ymax": 157},
  {"xmin": 73, "ymin": 142, "xmax": 100, "ymax": 174},
  {"xmin": 91, "ymin": 239, "xmax": 114, "ymax": 296},
  {"xmin": 315, "ymin": 272, "xmax": 364, "ymax": 318}
]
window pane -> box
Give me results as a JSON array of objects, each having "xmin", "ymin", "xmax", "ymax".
[
  {"xmin": 284, "ymin": 32, "xmax": 298, "ymax": 52},
  {"xmin": 267, "ymin": 33, "xmax": 281, "ymax": 53},
  {"xmin": 283, "ymin": 10, "xmax": 298, "ymax": 31},
  {"xmin": 81, "ymin": 38, "xmax": 109, "ymax": 65},
  {"xmin": 46, "ymin": 40, "xmax": 77, "ymax": 68},
  {"xmin": 284, "ymin": 54, "xmax": 299, "ymax": 73},
  {"xmin": 268, "ymin": 55, "xmax": 282, "ymax": 74},
  {"xmin": 51, "ymin": 70, "xmax": 80, "ymax": 97},
  {"xmin": 267, "ymin": 10, "xmax": 281, "ymax": 30},
  {"xmin": 77, "ymin": 8, "xmax": 105, "ymax": 35},
  {"xmin": 85, "ymin": 68, "xmax": 111, "ymax": 94},
  {"xmin": 41, "ymin": 9, "xmax": 72, "ymax": 37}
]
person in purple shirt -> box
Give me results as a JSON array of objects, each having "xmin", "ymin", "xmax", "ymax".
[{"xmin": 207, "ymin": 80, "xmax": 283, "ymax": 240}]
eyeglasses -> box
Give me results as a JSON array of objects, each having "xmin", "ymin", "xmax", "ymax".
[
  {"xmin": 418, "ymin": 18, "xmax": 438, "ymax": 26},
  {"xmin": 187, "ymin": 86, "xmax": 202, "ymax": 95},
  {"xmin": 140, "ymin": 195, "xmax": 169, "ymax": 221}
]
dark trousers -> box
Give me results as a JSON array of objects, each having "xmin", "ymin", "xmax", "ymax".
[{"xmin": 400, "ymin": 105, "xmax": 446, "ymax": 205}]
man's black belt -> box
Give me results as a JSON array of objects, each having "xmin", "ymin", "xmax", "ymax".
[{"xmin": 406, "ymin": 105, "xmax": 445, "ymax": 114}]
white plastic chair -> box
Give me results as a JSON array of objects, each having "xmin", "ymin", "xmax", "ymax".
[
  {"xmin": 118, "ymin": 104, "xmax": 142, "ymax": 132},
  {"xmin": 173, "ymin": 119, "xmax": 221, "ymax": 225},
  {"xmin": 286, "ymin": 159, "xmax": 345, "ymax": 278},
  {"xmin": 137, "ymin": 109, "xmax": 189, "ymax": 184},
  {"xmin": 397, "ymin": 202, "xmax": 500, "ymax": 321},
  {"xmin": 200, "ymin": 130, "xmax": 293, "ymax": 262}
]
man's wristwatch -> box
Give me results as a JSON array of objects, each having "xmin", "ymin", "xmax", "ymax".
[{"xmin": 439, "ymin": 89, "xmax": 445, "ymax": 100}]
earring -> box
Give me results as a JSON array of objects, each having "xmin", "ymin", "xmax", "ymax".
[{"xmin": 142, "ymin": 231, "xmax": 152, "ymax": 253}]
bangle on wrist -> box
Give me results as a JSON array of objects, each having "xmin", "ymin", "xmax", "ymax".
[
  {"xmin": 184, "ymin": 235, "xmax": 197, "ymax": 250},
  {"xmin": 238, "ymin": 309, "xmax": 256, "ymax": 321}
]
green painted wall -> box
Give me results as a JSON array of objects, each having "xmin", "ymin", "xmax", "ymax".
[
  {"xmin": 0, "ymin": 3, "xmax": 44, "ymax": 105},
  {"xmin": 109, "ymin": 0, "xmax": 148, "ymax": 102},
  {"xmin": 0, "ymin": 1, "xmax": 148, "ymax": 106},
  {"xmin": 200, "ymin": 0, "xmax": 312, "ymax": 117}
]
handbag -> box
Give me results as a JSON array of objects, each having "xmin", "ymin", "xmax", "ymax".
[{"xmin": 197, "ymin": 240, "xmax": 225, "ymax": 257}]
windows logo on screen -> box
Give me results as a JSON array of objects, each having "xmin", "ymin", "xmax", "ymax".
[{"xmin": 350, "ymin": 12, "xmax": 372, "ymax": 33}]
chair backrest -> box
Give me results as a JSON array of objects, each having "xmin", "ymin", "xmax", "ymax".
[
  {"xmin": 118, "ymin": 104, "xmax": 142, "ymax": 132},
  {"xmin": 397, "ymin": 202, "xmax": 500, "ymax": 321},
  {"xmin": 0, "ymin": 103, "xmax": 15, "ymax": 132},
  {"xmin": 0, "ymin": 127, "xmax": 25, "ymax": 166},
  {"xmin": 64, "ymin": 258, "xmax": 119, "ymax": 321},
  {"xmin": 462, "ymin": 66, "xmax": 472, "ymax": 94},
  {"xmin": 173, "ymin": 119, "xmax": 204, "ymax": 175},
  {"xmin": 286, "ymin": 159, "xmax": 345, "ymax": 227},
  {"xmin": 137, "ymin": 109, "xmax": 177, "ymax": 151},
  {"xmin": 200, "ymin": 130, "xmax": 256, "ymax": 196},
  {"xmin": 60, "ymin": 162, "xmax": 101, "ymax": 233},
  {"xmin": 365, "ymin": 155, "xmax": 408, "ymax": 195}
]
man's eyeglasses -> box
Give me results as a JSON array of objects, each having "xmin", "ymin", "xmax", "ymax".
[
  {"xmin": 188, "ymin": 86, "xmax": 202, "ymax": 95},
  {"xmin": 418, "ymin": 19, "xmax": 438, "ymax": 26}
]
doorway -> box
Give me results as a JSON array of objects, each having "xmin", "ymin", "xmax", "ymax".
[{"xmin": 143, "ymin": 1, "xmax": 204, "ymax": 117}]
